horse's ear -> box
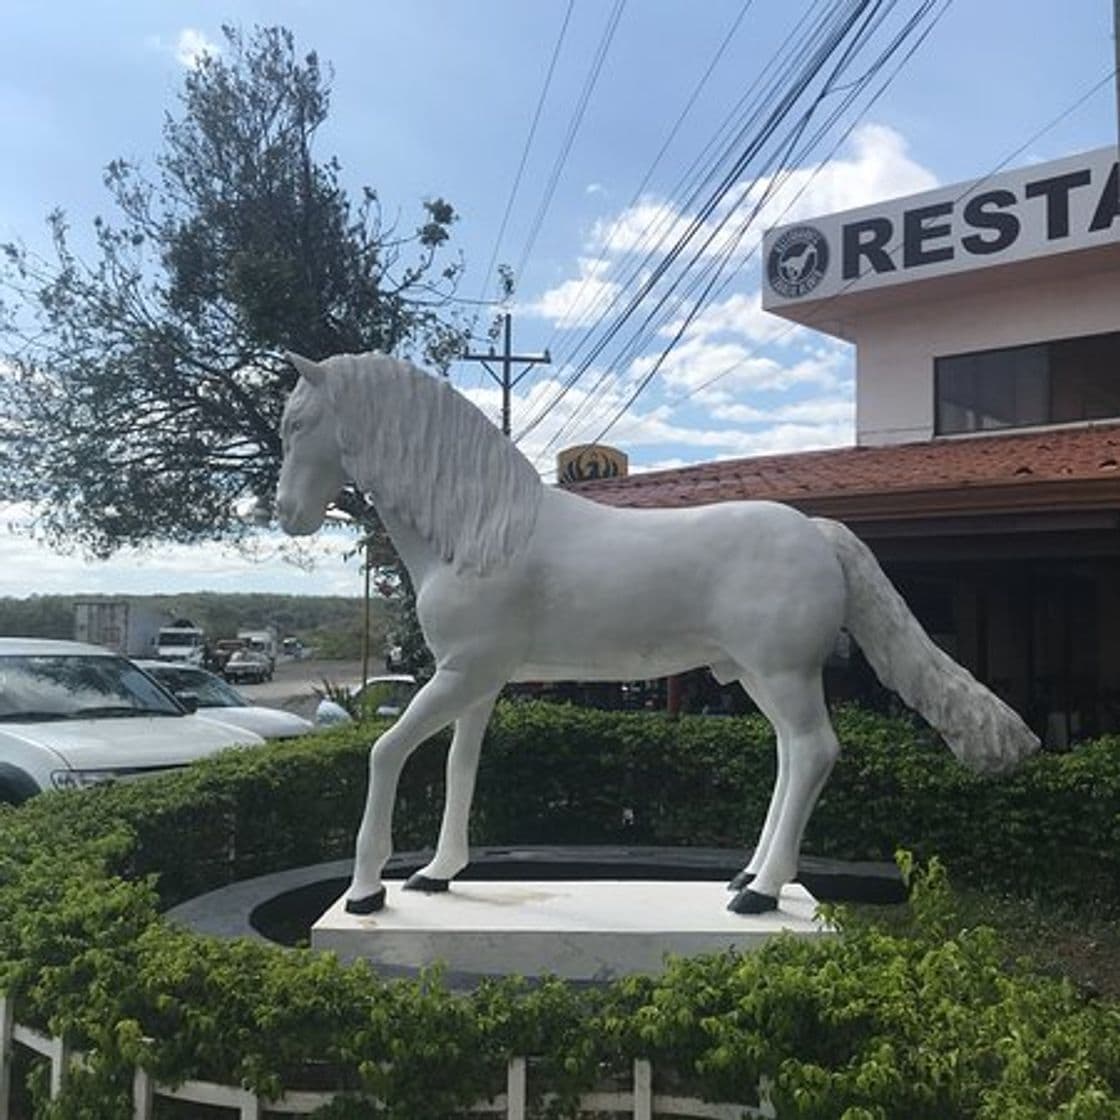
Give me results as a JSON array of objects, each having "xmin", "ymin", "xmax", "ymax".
[{"xmin": 286, "ymin": 352, "xmax": 326, "ymax": 387}]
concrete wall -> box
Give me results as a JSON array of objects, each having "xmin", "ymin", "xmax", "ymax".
[{"xmin": 853, "ymin": 265, "xmax": 1120, "ymax": 446}]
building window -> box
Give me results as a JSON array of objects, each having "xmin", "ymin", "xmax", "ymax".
[{"xmin": 935, "ymin": 330, "xmax": 1120, "ymax": 435}]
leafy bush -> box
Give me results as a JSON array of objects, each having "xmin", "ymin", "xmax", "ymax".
[
  {"xmin": 0, "ymin": 704, "xmax": 1117, "ymax": 1115},
  {"xmin": 476, "ymin": 703, "xmax": 1120, "ymax": 907},
  {"xmin": 23, "ymin": 701, "xmax": 1110, "ymax": 911}
]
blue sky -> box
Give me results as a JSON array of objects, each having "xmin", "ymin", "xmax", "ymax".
[{"xmin": 0, "ymin": 0, "xmax": 1116, "ymax": 597}]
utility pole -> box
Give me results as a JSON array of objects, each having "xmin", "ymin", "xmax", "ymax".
[{"xmin": 462, "ymin": 313, "xmax": 550, "ymax": 435}]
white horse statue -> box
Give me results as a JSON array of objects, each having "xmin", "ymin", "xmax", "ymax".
[{"xmin": 276, "ymin": 351, "xmax": 1039, "ymax": 916}]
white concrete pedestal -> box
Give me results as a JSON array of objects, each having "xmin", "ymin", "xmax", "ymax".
[{"xmin": 311, "ymin": 880, "xmax": 832, "ymax": 982}]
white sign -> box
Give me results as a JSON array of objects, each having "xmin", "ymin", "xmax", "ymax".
[{"xmin": 762, "ymin": 147, "xmax": 1119, "ymax": 309}]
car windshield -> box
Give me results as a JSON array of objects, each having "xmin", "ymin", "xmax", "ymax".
[
  {"xmin": 145, "ymin": 665, "xmax": 246, "ymax": 708},
  {"xmin": 0, "ymin": 655, "xmax": 183, "ymax": 720}
]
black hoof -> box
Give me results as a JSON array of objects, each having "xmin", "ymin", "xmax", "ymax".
[
  {"xmin": 728, "ymin": 888, "xmax": 779, "ymax": 915},
  {"xmin": 403, "ymin": 873, "xmax": 450, "ymax": 893},
  {"xmin": 344, "ymin": 886, "xmax": 386, "ymax": 914},
  {"xmin": 727, "ymin": 868, "xmax": 756, "ymax": 892}
]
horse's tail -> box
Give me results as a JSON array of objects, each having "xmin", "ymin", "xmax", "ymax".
[{"xmin": 814, "ymin": 517, "xmax": 1040, "ymax": 774}]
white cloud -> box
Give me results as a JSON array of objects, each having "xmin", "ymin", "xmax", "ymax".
[
  {"xmin": 782, "ymin": 123, "xmax": 938, "ymax": 217},
  {"xmin": 464, "ymin": 359, "xmax": 853, "ymax": 482},
  {"xmin": 602, "ymin": 408, "xmax": 853, "ymax": 460},
  {"xmin": 520, "ymin": 256, "xmax": 621, "ymax": 327},
  {"xmin": 516, "ymin": 122, "xmax": 930, "ymax": 464},
  {"xmin": 0, "ymin": 503, "xmax": 362, "ymax": 597},
  {"xmin": 710, "ymin": 394, "xmax": 854, "ymax": 427},
  {"xmin": 590, "ymin": 197, "xmax": 699, "ymax": 256},
  {"xmin": 661, "ymin": 289, "xmax": 802, "ymax": 349},
  {"xmin": 631, "ymin": 458, "xmax": 691, "ymax": 474},
  {"xmin": 174, "ymin": 28, "xmax": 219, "ymax": 69},
  {"xmin": 719, "ymin": 421, "xmax": 854, "ymax": 458},
  {"xmin": 465, "ymin": 373, "xmax": 723, "ymax": 470},
  {"xmin": 525, "ymin": 123, "xmax": 937, "ymax": 379},
  {"xmin": 631, "ymin": 335, "xmax": 850, "ymax": 400},
  {"xmin": 566, "ymin": 123, "xmax": 937, "ymax": 273}
]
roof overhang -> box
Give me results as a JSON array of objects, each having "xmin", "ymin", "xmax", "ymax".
[{"xmin": 571, "ymin": 423, "xmax": 1120, "ymax": 541}]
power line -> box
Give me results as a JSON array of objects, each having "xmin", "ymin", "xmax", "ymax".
[
  {"xmin": 543, "ymin": 0, "xmax": 958, "ymax": 454},
  {"xmin": 547, "ymin": 0, "xmax": 834, "ymax": 362},
  {"xmin": 585, "ymin": 0, "xmax": 950, "ymax": 447},
  {"xmin": 537, "ymin": 0, "xmax": 757, "ymax": 346},
  {"xmin": 514, "ymin": 0, "xmax": 857, "ymax": 445},
  {"xmin": 511, "ymin": 0, "xmax": 628, "ymax": 290},
  {"xmin": 666, "ymin": 65, "xmax": 1117, "ymax": 411},
  {"xmin": 522, "ymin": 15, "xmax": 1114, "ymax": 471},
  {"xmin": 474, "ymin": 0, "xmax": 575, "ymax": 307},
  {"xmin": 519, "ymin": 0, "xmax": 886, "ymax": 449}
]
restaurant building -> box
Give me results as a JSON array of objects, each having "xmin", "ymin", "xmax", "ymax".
[{"xmin": 572, "ymin": 147, "xmax": 1120, "ymax": 743}]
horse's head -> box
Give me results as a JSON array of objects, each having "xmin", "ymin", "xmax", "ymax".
[{"xmin": 275, "ymin": 353, "xmax": 349, "ymax": 535}]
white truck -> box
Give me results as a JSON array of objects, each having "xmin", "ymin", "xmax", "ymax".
[
  {"xmin": 237, "ymin": 628, "xmax": 279, "ymax": 668},
  {"xmin": 73, "ymin": 599, "xmax": 166, "ymax": 658},
  {"xmin": 156, "ymin": 619, "xmax": 207, "ymax": 665}
]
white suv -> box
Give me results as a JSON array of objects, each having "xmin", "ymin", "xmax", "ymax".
[{"xmin": 0, "ymin": 638, "xmax": 265, "ymax": 804}]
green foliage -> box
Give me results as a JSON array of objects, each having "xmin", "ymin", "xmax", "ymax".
[
  {"xmin": 0, "ymin": 594, "xmax": 73, "ymax": 639},
  {"xmin": 147, "ymin": 590, "xmax": 375, "ymax": 646},
  {"xmin": 0, "ymin": 705, "xmax": 1117, "ymax": 1115},
  {"xmin": 0, "ymin": 24, "xmax": 467, "ymax": 558},
  {"xmin": 476, "ymin": 703, "xmax": 1120, "ymax": 908}
]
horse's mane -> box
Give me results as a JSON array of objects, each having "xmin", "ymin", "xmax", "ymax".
[{"xmin": 324, "ymin": 352, "xmax": 543, "ymax": 575}]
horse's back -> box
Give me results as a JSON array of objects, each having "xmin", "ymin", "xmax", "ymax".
[{"xmin": 535, "ymin": 488, "xmax": 837, "ymax": 578}]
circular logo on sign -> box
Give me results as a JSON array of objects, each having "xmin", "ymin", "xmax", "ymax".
[{"xmin": 767, "ymin": 226, "xmax": 829, "ymax": 299}]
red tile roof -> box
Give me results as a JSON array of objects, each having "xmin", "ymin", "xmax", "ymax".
[{"xmin": 569, "ymin": 423, "xmax": 1120, "ymax": 521}]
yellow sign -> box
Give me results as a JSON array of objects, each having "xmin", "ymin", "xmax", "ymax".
[{"xmin": 557, "ymin": 444, "xmax": 629, "ymax": 484}]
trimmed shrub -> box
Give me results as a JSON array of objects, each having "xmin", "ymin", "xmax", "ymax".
[
  {"xmin": 52, "ymin": 701, "xmax": 1118, "ymax": 910},
  {"xmin": 478, "ymin": 703, "xmax": 1120, "ymax": 907},
  {"xmin": 0, "ymin": 703, "xmax": 1117, "ymax": 1115}
]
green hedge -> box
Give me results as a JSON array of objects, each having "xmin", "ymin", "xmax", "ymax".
[
  {"xmin": 476, "ymin": 703, "xmax": 1120, "ymax": 906},
  {"xmin": 0, "ymin": 704, "xmax": 1118, "ymax": 1116},
  {"xmin": 87, "ymin": 701, "xmax": 1120, "ymax": 910}
]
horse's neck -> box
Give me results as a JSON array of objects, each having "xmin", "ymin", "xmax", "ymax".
[{"xmin": 376, "ymin": 504, "xmax": 439, "ymax": 586}]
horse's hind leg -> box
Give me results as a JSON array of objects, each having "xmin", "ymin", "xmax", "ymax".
[
  {"xmin": 729, "ymin": 669, "xmax": 839, "ymax": 914},
  {"xmin": 347, "ymin": 667, "xmax": 501, "ymax": 914},
  {"xmin": 404, "ymin": 694, "xmax": 498, "ymax": 892},
  {"xmin": 727, "ymin": 724, "xmax": 790, "ymax": 892}
]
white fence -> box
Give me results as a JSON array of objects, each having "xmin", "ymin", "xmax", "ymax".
[{"xmin": 0, "ymin": 993, "xmax": 773, "ymax": 1119}]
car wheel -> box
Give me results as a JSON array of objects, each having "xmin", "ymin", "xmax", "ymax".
[
  {"xmin": 0, "ymin": 766, "xmax": 39, "ymax": 805},
  {"xmin": 0, "ymin": 780, "xmax": 33, "ymax": 806}
]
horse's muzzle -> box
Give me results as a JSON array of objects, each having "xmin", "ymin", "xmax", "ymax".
[{"xmin": 274, "ymin": 496, "xmax": 313, "ymax": 536}]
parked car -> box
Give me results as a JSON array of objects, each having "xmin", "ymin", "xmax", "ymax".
[
  {"xmin": 315, "ymin": 673, "xmax": 418, "ymax": 726},
  {"xmin": 135, "ymin": 661, "xmax": 313, "ymax": 741},
  {"xmin": 0, "ymin": 638, "xmax": 265, "ymax": 805},
  {"xmin": 210, "ymin": 638, "xmax": 246, "ymax": 672},
  {"xmin": 223, "ymin": 649, "xmax": 273, "ymax": 684}
]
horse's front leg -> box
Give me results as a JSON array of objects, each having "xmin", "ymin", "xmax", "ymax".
[
  {"xmin": 347, "ymin": 668, "xmax": 500, "ymax": 914},
  {"xmin": 404, "ymin": 693, "xmax": 498, "ymax": 893}
]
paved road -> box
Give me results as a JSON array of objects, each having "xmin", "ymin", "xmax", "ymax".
[{"xmin": 236, "ymin": 657, "xmax": 363, "ymax": 718}]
